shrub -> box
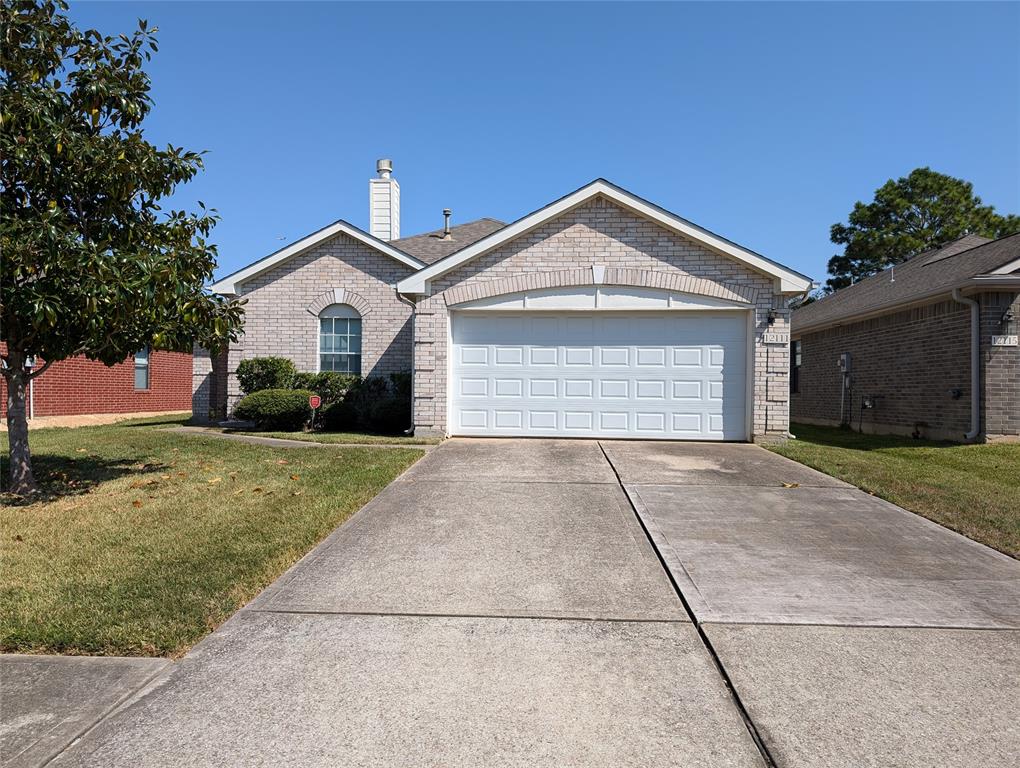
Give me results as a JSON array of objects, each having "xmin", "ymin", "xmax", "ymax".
[
  {"xmin": 233, "ymin": 388, "xmax": 315, "ymax": 431},
  {"xmin": 290, "ymin": 372, "xmax": 360, "ymax": 405},
  {"xmin": 236, "ymin": 357, "xmax": 297, "ymax": 395},
  {"xmin": 318, "ymin": 375, "xmax": 411, "ymax": 435}
]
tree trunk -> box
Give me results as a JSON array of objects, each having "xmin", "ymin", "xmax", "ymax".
[{"xmin": 5, "ymin": 360, "xmax": 37, "ymax": 495}]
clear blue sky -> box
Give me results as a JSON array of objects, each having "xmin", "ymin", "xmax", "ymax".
[{"xmin": 69, "ymin": 1, "xmax": 1020, "ymax": 284}]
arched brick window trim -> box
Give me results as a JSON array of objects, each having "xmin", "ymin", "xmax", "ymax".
[
  {"xmin": 442, "ymin": 267, "xmax": 758, "ymax": 307},
  {"xmin": 306, "ymin": 288, "xmax": 371, "ymax": 317}
]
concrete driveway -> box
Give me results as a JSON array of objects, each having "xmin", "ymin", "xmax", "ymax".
[
  {"xmin": 31, "ymin": 439, "xmax": 1020, "ymax": 767},
  {"xmin": 45, "ymin": 440, "xmax": 763, "ymax": 768},
  {"xmin": 604, "ymin": 440, "xmax": 1020, "ymax": 767}
]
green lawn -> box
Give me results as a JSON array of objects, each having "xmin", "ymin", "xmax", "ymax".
[
  {"xmin": 220, "ymin": 428, "xmax": 442, "ymax": 446},
  {"xmin": 768, "ymin": 424, "xmax": 1020, "ymax": 558},
  {"xmin": 1, "ymin": 417, "xmax": 424, "ymax": 657}
]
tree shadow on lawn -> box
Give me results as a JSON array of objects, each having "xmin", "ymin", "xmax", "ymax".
[{"xmin": 0, "ymin": 454, "xmax": 168, "ymax": 505}]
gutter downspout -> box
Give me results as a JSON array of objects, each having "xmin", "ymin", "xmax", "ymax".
[
  {"xmin": 951, "ymin": 288, "xmax": 981, "ymax": 441},
  {"xmin": 395, "ymin": 286, "xmax": 418, "ymax": 436}
]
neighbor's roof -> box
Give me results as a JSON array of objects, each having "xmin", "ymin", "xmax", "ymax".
[
  {"xmin": 397, "ymin": 179, "xmax": 813, "ymax": 295},
  {"xmin": 393, "ymin": 218, "xmax": 506, "ymax": 265},
  {"xmin": 793, "ymin": 234, "xmax": 1020, "ymax": 334},
  {"xmin": 209, "ymin": 220, "xmax": 427, "ymax": 295}
]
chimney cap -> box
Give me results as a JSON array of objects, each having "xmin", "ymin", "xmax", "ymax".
[{"xmin": 376, "ymin": 158, "xmax": 393, "ymax": 178}]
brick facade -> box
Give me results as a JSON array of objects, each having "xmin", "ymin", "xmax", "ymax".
[
  {"xmin": 791, "ymin": 291, "xmax": 1020, "ymax": 442},
  {"xmin": 411, "ymin": 197, "xmax": 790, "ymax": 440},
  {"xmin": 1, "ymin": 350, "xmax": 192, "ymax": 418},
  {"xmin": 216, "ymin": 231, "xmax": 417, "ymax": 413},
  {"xmin": 981, "ymin": 292, "xmax": 1020, "ymax": 439}
]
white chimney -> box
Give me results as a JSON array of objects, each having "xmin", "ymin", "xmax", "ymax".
[{"xmin": 369, "ymin": 158, "xmax": 400, "ymax": 240}]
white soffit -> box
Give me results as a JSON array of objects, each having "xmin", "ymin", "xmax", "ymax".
[
  {"xmin": 397, "ymin": 179, "xmax": 812, "ymax": 295},
  {"xmin": 210, "ymin": 220, "xmax": 426, "ymax": 295}
]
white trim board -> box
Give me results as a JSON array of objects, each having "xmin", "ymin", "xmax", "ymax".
[
  {"xmin": 397, "ymin": 179, "xmax": 813, "ymax": 295},
  {"xmin": 210, "ymin": 220, "xmax": 426, "ymax": 295},
  {"xmin": 451, "ymin": 285, "xmax": 751, "ymax": 312}
]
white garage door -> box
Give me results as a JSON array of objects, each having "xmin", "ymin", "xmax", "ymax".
[{"xmin": 449, "ymin": 311, "xmax": 748, "ymax": 440}]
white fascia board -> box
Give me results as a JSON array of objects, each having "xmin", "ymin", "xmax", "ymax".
[
  {"xmin": 209, "ymin": 220, "xmax": 426, "ymax": 295},
  {"xmin": 396, "ymin": 179, "xmax": 813, "ymax": 295},
  {"xmin": 986, "ymin": 256, "xmax": 1020, "ymax": 275}
]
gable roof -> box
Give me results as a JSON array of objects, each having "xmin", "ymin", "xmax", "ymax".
[
  {"xmin": 393, "ymin": 218, "xmax": 506, "ymax": 265},
  {"xmin": 209, "ymin": 220, "xmax": 427, "ymax": 295},
  {"xmin": 396, "ymin": 179, "xmax": 813, "ymax": 295},
  {"xmin": 793, "ymin": 234, "xmax": 1020, "ymax": 334}
]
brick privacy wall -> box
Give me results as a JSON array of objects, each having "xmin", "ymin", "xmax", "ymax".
[
  {"xmin": 1, "ymin": 350, "xmax": 192, "ymax": 418},
  {"xmin": 981, "ymin": 292, "xmax": 1020, "ymax": 439},
  {"xmin": 412, "ymin": 196, "xmax": 789, "ymax": 439},
  {"xmin": 791, "ymin": 291, "xmax": 1020, "ymax": 441},
  {"xmin": 215, "ymin": 232, "xmax": 417, "ymax": 413}
]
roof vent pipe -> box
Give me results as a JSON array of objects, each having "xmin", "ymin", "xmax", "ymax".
[
  {"xmin": 951, "ymin": 287, "xmax": 981, "ymax": 441},
  {"xmin": 442, "ymin": 209, "xmax": 452, "ymax": 239}
]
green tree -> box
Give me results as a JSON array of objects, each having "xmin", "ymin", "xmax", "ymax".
[
  {"xmin": 825, "ymin": 167, "xmax": 1020, "ymax": 292},
  {"xmin": 1, "ymin": 1, "xmax": 244, "ymax": 495}
]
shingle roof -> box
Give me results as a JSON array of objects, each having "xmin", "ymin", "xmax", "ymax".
[
  {"xmin": 793, "ymin": 234, "xmax": 1020, "ymax": 333},
  {"xmin": 393, "ymin": 218, "xmax": 506, "ymax": 265}
]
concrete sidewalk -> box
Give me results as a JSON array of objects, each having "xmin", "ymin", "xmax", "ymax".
[{"xmin": 0, "ymin": 656, "xmax": 169, "ymax": 768}]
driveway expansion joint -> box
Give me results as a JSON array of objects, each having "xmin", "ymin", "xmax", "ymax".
[
  {"xmin": 243, "ymin": 607, "xmax": 692, "ymax": 624},
  {"xmin": 597, "ymin": 441, "xmax": 779, "ymax": 768}
]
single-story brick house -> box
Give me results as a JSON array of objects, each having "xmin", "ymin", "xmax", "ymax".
[
  {"xmin": 1, "ymin": 348, "xmax": 192, "ymax": 419},
  {"xmin": 194, "ymin": 161, "xmax": 813, "ymax": 441},
  {"xmin": 791, "ymin": 234, "xmax": 1020, "ymax": 442}
]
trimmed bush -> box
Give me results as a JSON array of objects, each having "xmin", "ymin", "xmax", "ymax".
[
  {"xmin": 233, "ymin": 388, "xmax": 315, "ymax": 431},
  {"xmin": 290, "ymin": 372, "xmax": 360, "ymax": 405},
  {"xmin": 236, "ymin": 357, "xmax": 297, "ymax": 396},
  {"xmin": 318, "ymin": 375, "xmax": 411, "ymax": 435}
]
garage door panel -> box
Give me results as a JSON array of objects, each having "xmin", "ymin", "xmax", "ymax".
[
  {"xmin": 600, "ymin": 347, "xmax": 630, "ymax": 366},
  {"xmin": 451, "ymin": 312, "xmax": 747, "ymax": 440},
  {"xmin": 493, "ymin": 410, "xmax": 523, "ymax": 429},
  {"xmin": 460, "ymin": 346, "xmax": 488, "ymax": 365},
  {"xmin": 459, "ymin": 378, "xmax": 488, "ymax": 397},
  {"xmin": 564, "ymin": 348, "xmax": 594, "ymax": 366},
  {"xmin": 530, "ymin": 347, "xmax": 558, "ymax": 365},
  {"xmin": 494, "ymin": 379, "xmax": 523, "ymax": 397}
]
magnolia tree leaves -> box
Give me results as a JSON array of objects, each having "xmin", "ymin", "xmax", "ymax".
[
  {"xmin": 1, "ymin": 0, "xmax": 245, "ymax": 367},
  {"xmin": 1, "ymin": 0, "xmax": 245, "ymax": 493}
]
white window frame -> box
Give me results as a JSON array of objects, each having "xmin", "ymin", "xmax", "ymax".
[
  {"xmin": 317, "ymin": 304, "xmax": 362, "ymax": 374},
  {"xmin": 134, "ymin": 347, "xmax": 150, "ymax": 390}
]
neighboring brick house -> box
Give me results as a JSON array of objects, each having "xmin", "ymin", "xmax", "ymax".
[
  {"xmin": 791, "ymin": 234, "xmax": 1020, "ymax": 442},
  {"xmin": 197, "ymin": 161, "xmax": 812, "ymax": 441},
  {"xmin": 1, "ymin": 348, "xmax": 192, "ymax": 419}
]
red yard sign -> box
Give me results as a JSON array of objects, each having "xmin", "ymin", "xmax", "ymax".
[{"xmin": 308, "ymin": 395, "xmax": 322, "ymax": 410}]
